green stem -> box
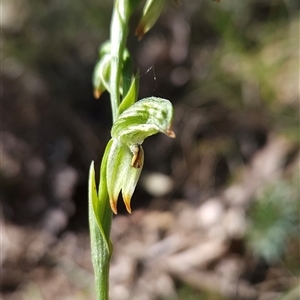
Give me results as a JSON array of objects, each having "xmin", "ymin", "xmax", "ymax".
[
  {"xmin": 89, "ymin": 203, "xmax": 110, "ymax": 300},
  {"xmin": 109, "ymin": 0, "xmax": 140, "ymax": 122}
]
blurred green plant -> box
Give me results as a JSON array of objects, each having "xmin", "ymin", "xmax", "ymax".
[
  {"xmin": 162, "ymin": 284, "xmax": 227, "ymax": 300},
  {"xmin": 246, "ymin": 177, "xmax": 299, "ymax": 264},
  {"xmin": 188, "ymin": 1, "xmax": 299, "ymax": 143},
  {"xmin": 88, "ymin": 1, "xmax": 175, "ymax": 299}
]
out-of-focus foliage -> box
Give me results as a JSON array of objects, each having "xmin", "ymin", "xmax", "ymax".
[
  {"xmin": 182, "ymin": 0, "xmax": 299, "ymax": 139},
  {"xmin": 246, "ymin": 177, "xmax": 299, "ymax": 264},
  {"xmin": 3, "ymin": 0, "xmax": 113, "ymax": 109},
  {"xmin": 3, "ymin": 0, "xmax": 112, "ymax": 65},
  {"xmin": 167, "ymin": 285, "xmax": 226, "ymax": 300}
]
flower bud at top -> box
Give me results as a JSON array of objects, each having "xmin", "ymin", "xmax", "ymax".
[{"xmin": 135, "ymin": 0, "xmax": 165, "ymax": 40}]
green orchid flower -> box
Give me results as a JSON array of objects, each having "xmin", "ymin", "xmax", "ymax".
[
  {"xmin": 93, "ymin": 41, "xmax": 132, "ymax": 99},
  {"xmin": 105, "ymin": 96, "xmax": 175, "ymax": 214}
]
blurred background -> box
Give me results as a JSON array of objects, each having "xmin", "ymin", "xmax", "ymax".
[{"xmin": 1, "ymin": 0, "xmax": 299, "ymax": 299}]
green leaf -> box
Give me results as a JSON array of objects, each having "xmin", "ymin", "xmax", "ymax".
[
  {"xmin": 88, "ymin": 161, "xmax": 112, "ymax": 300},
  {"xmin": 89, "ymin": 161, "xmax": 102, "ymax": 233},
  {"xmin": 118, "ymin": 71, "xmax": 140, "ymax": 115},
  {"xmin": 97, "ymin": 140, "xmax": 114, "ymax": 241},
  {"xmin": 121, "ymin": 49, "xmax": 133, "ymax": 99}
]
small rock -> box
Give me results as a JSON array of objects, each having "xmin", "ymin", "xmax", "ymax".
[
  {"xmin": 196, "ymin": 198, "xmax": 224, "ymax": 228},
  {"xmin": 141, "ymin": 172, "xmax": 174, "ymax": 197}
]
